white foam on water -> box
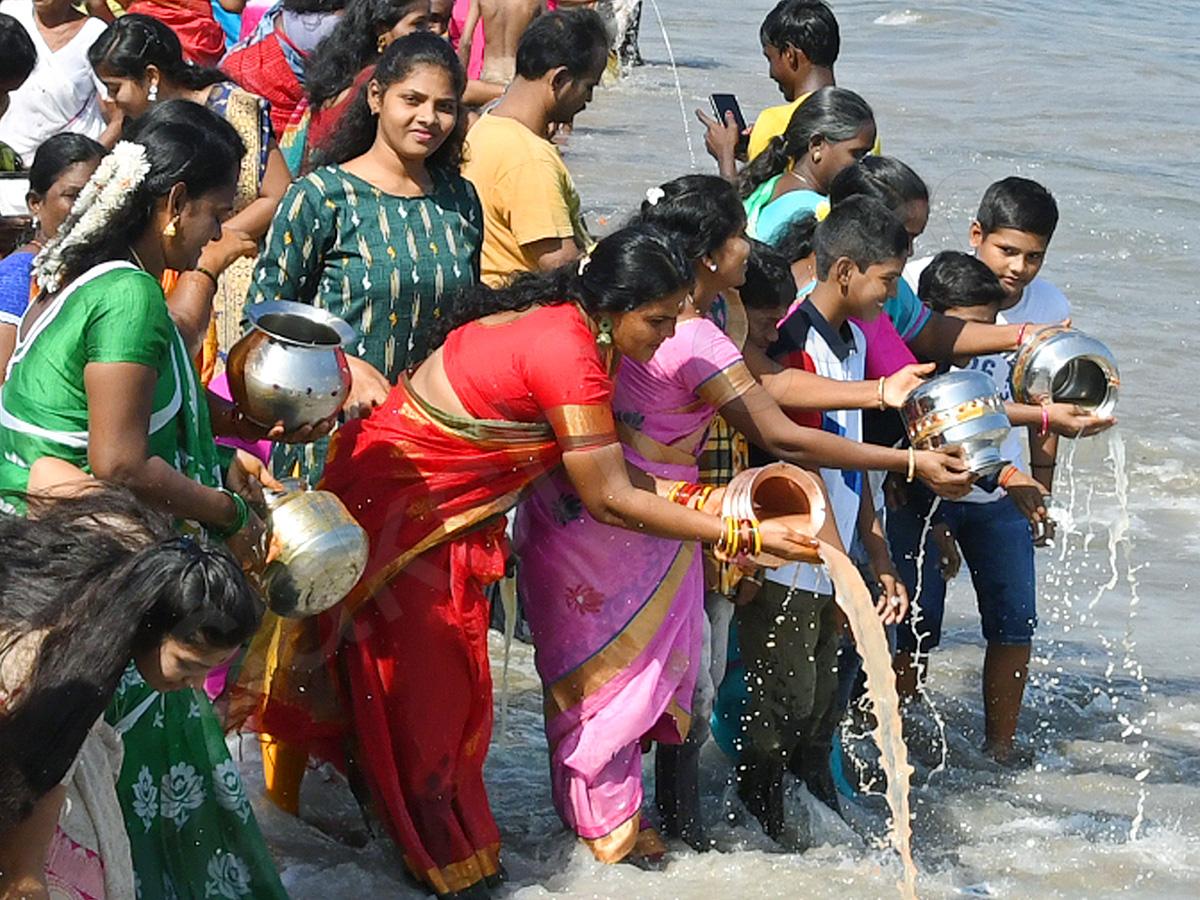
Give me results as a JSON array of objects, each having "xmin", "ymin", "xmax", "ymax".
[{"xmin": 873, "ymin": 10, "xmax": 925, "ymax": 27}]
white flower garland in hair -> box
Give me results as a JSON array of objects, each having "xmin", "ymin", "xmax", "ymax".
[
  {"xmin": 33, "ymin": 141, "xmax": 152, "ymax": 293},
  {"xmin": 645, "ymin": 187, "xmax": 665, "ymax": 206}
]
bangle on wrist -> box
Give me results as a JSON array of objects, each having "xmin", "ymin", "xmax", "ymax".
[
  {"xmin": 998, "ymin": 465, "xmax": 1020, "ymax": 488},
  {"xmin": 906, "ymin": 445, "xmax": 916, "ymax": 483},
  {"xmin": 209, "ymin": 488, "xmax": 249, "ymax": 540},
  {"xmin": 1016, "ymin": 322, "xmax": 1030, "ymax": 347},
  {"xmin": 192, "ymin": 265, "xmax": 219, "ymax": 288},
  {"xmin": 1039, "ymin": 404, "xmax": 1051, "ymax": 437},
  {"xmin": 877, "ymin": 376, "xmax": 887, "ymax": 410}
]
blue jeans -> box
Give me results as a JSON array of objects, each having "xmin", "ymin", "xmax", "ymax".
[{"xmin": 888, "ymin": 492, "xmax": 1037, "ymax": 651}]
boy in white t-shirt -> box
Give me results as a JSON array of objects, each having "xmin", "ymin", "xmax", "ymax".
[
  {"xmin": 895, "ymin": 178, "xmax": 1066, "ymax": 762},
  {"xmin": 724, "ymin": 197, "xmax": 910, "ymax": 837}
]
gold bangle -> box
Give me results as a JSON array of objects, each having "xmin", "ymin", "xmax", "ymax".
[
  {"xmin": 666, "ymin": 480, "xmax": 685, "ymax": 504},
  {"xmin": 906, "ymin": 445, "xmax": 916, "ymax": 483},
  {"xmin": 877, "ymin": 376, "xmax": 887, "ymax": 410}
]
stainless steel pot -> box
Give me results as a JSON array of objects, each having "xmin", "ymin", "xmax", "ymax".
[
  {"xmin": 227, "ymin": 301, "xmax": 355, "ymax": 430},
  {"xmin": 1010, "ymin": 325, "xmax": 1119, "ymax": 417},
  {"xmin": 722, "ymin": 463, "xmax": 826, "ymax": 567},
  {"xmin": 261, "ymin": 480, "xmax": 369, "ymax": 618},
  {"xmin": 900, "ymin": 370, "xmax": 1011, "ymax": 476}
]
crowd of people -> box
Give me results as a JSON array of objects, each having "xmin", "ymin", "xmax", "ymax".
[{"xmin": 0, "ymin": 1, "xmax": 1118, "ymax": 898}]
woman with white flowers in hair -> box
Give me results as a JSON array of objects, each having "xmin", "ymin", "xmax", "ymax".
[{"xmin": 0, "ymin": 101, "xmax": 290, "ymax": 898}]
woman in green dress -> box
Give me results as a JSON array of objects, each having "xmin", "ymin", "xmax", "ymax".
[
  {"xmin": 249, "ymin": 32, "xmax": 483, "ymax": 483},
  {"xmin": 0, "ymin": 101, "xmax": 300, "ymax": 900}
]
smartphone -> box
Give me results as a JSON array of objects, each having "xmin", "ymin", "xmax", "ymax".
[{"xmin": 710, "ymin": 93, "xmax": 749, "ymax": 152}]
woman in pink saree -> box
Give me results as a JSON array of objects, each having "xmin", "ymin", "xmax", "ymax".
[{"xmin": 515, "ymin": 176, "xmax": 960, "ymax": 863}]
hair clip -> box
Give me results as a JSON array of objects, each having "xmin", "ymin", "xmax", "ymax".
[
  {"xmin": 645, "ymin": 187, "xmax": 665, "ymax": 206},
  {"xmin": 577, "ymin": 255, "xmax": 591, "ymax": 276}
]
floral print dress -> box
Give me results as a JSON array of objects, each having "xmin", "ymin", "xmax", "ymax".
[{"xmin": 106, "ymin": 665, "xmax": 287, "ymax": 900}]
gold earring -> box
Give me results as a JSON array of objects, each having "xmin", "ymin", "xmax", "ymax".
[
  {"xmin": 596, "ymin": 317, "xmax": 614, "ymax": 347},
  {"xmin": 812, "ymin": 151, "xmax": 822, "ymax": 163},
  {"xmin": 162, "ymin": 217, "xmax": 178, "ymax": 239},
  {"xmin": 377, "ymin": 34, "xmax": 388, "ymax": 53}
]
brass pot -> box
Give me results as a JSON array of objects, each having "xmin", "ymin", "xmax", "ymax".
[
  {"xmin": 721, "ymin": 463, "xmax": 827, "ymax": 567},
  {"xmin": 261, "ymin": 480, "xmax": 369, "ymax": 618},
  {"xmin": 227, "ymin": 301, "xmax": 355, "ymax": 431}
]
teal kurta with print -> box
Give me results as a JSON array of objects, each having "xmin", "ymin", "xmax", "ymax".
[{"xmin": 248, "ymin": 164, "xmax": 482, "ymax": 481}]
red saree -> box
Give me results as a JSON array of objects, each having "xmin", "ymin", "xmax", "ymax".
[
  {"xmin": 233, "ymin": 303, "xmax": 616, "ymax": 896},
  {"xmin": 221, "ymin": 26, "xmax": 303, "ymax": 141},
  {"xmin": 127, "ymin": 0, "xmax": 227, "ymax": 67}
]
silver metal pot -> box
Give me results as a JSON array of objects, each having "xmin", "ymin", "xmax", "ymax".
[
  {"xmin": 1010, "ymin": 326, "xmax": 1119, "ymax": 417},
  {"xmin": 900, "ymin": 370, "xmax": 1011, "ymax": 476},
  {"xmin": 227, "ymin": 301, "xmax": 355, "ymax": 430},
  {"xmin": 261, "ymin": 480, "xmax": 369, "ymax": 618}
]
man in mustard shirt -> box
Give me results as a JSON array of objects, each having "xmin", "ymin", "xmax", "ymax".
[{"xmin": 462, "ymin": 8, "xmax": 608, "ymax": 287}]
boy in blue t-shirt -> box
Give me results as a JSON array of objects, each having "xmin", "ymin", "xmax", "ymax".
[{"xmin": 721, "ymin": 197, "xmax": 910, "ymax": 838}]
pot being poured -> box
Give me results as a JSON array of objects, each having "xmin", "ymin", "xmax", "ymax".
[
  {"xmin": 1010, "ymin": 325, "xmax": 1120, "ymax": 418},
  {"xmin": 261, "ymin": 480, "xmax": 368, "ymax": 619},
  {"xmin": 227, "ymin": 300, "xmax": 355, "ymax": 431},
  {"xmin": 721, "ymin": 463, "xmax": 826, "ymax": 567},
  {"xmin": 900, "ymin": 369, "xmax": 1011, "ymax": 476}
]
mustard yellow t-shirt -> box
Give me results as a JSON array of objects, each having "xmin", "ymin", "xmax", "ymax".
[
  {"xmin": 747, "ymin": 91, "xmax": 883, "ymax": 160},
  {"xmin": 462, "ymin": 114, "xmax": 590, "ymax": 287}
]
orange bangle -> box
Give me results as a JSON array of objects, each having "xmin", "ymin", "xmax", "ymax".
[{"xmin": 998, "ymin": 465, "xmax": 1020, "ymax": 488}]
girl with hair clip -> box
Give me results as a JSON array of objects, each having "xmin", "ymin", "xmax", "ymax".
[
  {"xmin": 0, "ymin": 482, "xmax": 264, "ymax": 900},
  {"xmin": 90, "ymin": 13, "xmax": 292, "ymax": 381},
  {"xmin": 739, "ymin": 85, "xmax": 875, "ymax": 241},
  {"xmin": 0, "ymin": 101, "xmax": 326, "ymax": 900},
  {"xmin": 125, "ymin": 0, "xmax": 246, "ymax": 67},
  {"xmin": 249, "ymin": 32, "xmax": 481, "ymax": 487},
  {"xmin": 514, "ymin": 175, "xmax": 964, "ymax": 860},
  {"xmin": 234, "ymin": 225, "xmax": 820, "ymax": 896}
]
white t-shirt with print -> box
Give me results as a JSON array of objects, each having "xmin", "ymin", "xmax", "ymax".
[{"xmin": 905, "ymin": 256, "xmax": 1071, "ymax": 504}]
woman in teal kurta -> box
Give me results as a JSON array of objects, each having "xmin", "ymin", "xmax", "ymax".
[
  {"xmin": 0, "ymin": 103, "xmax": 290, "ymax": 900},
  {"xmin": 248, "ymin": 33, "xmax": 483, "ymax": 483}
]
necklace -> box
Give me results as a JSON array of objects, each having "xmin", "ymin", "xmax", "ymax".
[{"xmin": 128, "ymin": 247, "xmax": 147, "ymax": 271}]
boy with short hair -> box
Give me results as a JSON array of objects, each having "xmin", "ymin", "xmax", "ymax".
[
  {"xmin": 462, "ymin": 8, "xmax": 608, "ymax": 285},
  {"xmin": 895, "ymin": 183, "xmax": 1067, "ymax": 761},
  {"xmin": 725, "ymin": 197, "xmax": 910, "ymax": 838},
  {"xmin": 748, "ymin": 0, "xmax": 839, "ymax": 160}
]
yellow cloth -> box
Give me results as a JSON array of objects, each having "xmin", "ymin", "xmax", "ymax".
[
  {"xmin": 462, "ymin": 114, "xmax": 590, "ymax": 287},
  {"xmin": 747, "ymin": 91, "xmax": 883, "ymax": 160}
]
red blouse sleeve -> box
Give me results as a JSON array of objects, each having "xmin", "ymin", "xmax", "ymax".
[{"xmin": 524, "ymin": 306, "xmax": 618, "ymax": 451}]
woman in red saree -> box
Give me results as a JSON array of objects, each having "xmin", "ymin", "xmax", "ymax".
[{"xmin": 232, "ymin": 226, "xmax": 817, "ymax": 897}]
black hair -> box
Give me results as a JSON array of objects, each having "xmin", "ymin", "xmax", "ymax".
[
  {"xmin": 773, "ymin": 212, "xmax": 818, "ymax": 265},
  {"xmin": 976, "ymin": 175, "xmax": 1059, "ymax": 240},
  {"xmin": 313, "ymin": 31, "xmax": 466, "ymax": 170},
  {"xmin": 0, "ymin": 487, "xmax": 263, "ymax": 831},
  {"xmin": 27, "ymin": 133, "xmax": 106, "ymax": 197},
  {"xmin": 631, "ymin": 175, "xmax": 746, "ymax": 263},
  {"xmin": 813, "ymin": 195, "xmax": 908, "ymax": 279},
  {"xmin": 515, "ymin": 8, "xmax": 610, "ymax": 81},
  {"xmin": 433, "ymin": 225, "xmax": 693, "ymax": 346},
  {"xmin": 829, "ymin": 155, "xmax": 928, "ymax": 213},
  {"xmin": 88, "ymin": 14, "xmax": 227, "ymax": 92},
  {"xmin": 741, "ymin": 239, "xmax": 795, "ymax": 310},
  {"xmin": 305, "ymin": 0, "xmax": 428, "ymax": 107},
  {"xmin": 759, "ymin": 0, "xmax": 840, "ymax": 67},
  {"xmin": 49, "ymin": 100, "xmax": 244, "ymax": 288},
  {"xmin": 0, "ymin": 12, "xmax": 37, "ymax": 87},
  {"xmin": 283, "ymin": 0, "xmax": 345, "ymax": 11},
  {"xmin": 739, "ymin": 85, "xmax": 874, "ymax": 198},
  {"xmin": 917, "ymin": 250, "xmax": 1005, "ymax": 313}
]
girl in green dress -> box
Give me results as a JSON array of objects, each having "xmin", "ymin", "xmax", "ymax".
[
  {"xmin": 249, "ymin": 32, "xmax": 483, "ymax": 483},
  {"xmin": 0, "ymin": 101, "xmax": 315, "ymax": 900}
]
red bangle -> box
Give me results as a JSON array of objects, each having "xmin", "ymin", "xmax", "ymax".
[
  {"xmin": 999, "ymin": 466, "xmax": 1019, "ymax": 488},
  {"xmin": 1016, "ymin": 322, "xmax": 1030, "ymax": 347},
  {"xmin": 1039, "ymin": 405, "xmax": 1050, "ymax": 437}
]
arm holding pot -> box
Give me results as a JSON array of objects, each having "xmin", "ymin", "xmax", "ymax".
[{"xmin": 1004, "ymin": 400, "xmax": 1115, "ymax": 438}]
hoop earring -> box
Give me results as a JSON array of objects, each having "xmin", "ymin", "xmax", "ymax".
[
  {"xmin": 596, "ymin": 317, "xmax": 614, "ymax": 347},
  {"xmin": 162, "ymin": 217, "xmax": 178, "ymax": 239}
]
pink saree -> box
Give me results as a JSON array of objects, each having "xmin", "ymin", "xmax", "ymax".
[{"xmin": 514, "ymin": 317, "xmax": 756, "ymax": 861}]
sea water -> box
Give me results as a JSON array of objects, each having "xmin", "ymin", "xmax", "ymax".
[{"xmin": 247, "ymin": 2, "xmax": 1200, "ymax": 895}]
